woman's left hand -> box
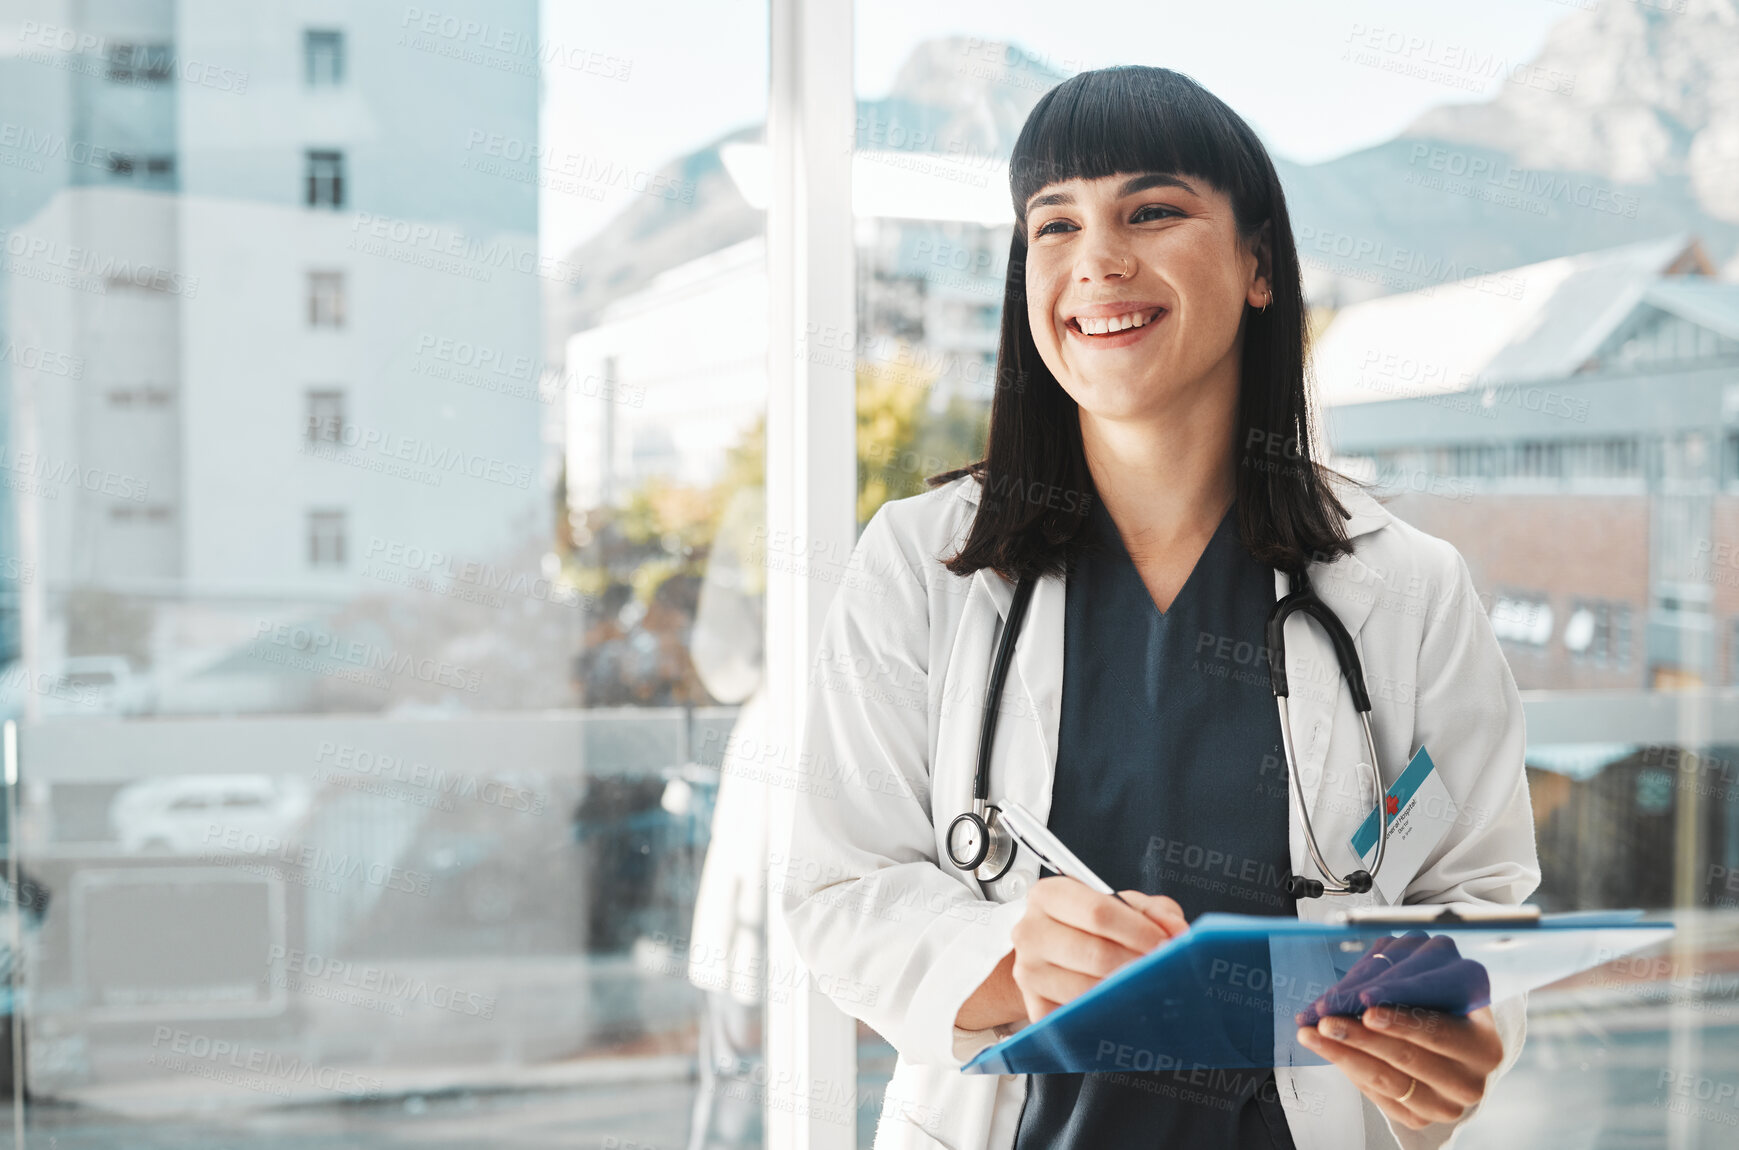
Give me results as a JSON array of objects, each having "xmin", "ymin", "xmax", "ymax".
[{"xmin": 1296, "ymin": 1003, "xmax": 1503, "ymax": 1131}]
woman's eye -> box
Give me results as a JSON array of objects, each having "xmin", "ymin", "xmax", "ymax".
[
  {"xmin": 1133, "ymin": 204, "xmax": 1180, "ymax": 222},
  {"xmin": 1032, "ymin": 205, "xmax": 1178, "ymax": 238}
]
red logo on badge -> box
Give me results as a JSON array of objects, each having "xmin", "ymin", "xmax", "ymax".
[{"xmin": 1386, "ymin": 796, "xmax": 1400, "ymax": 815}]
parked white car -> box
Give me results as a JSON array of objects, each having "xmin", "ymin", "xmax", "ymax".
[{"xmin": 109, "ymin": 774, "xmax": 313, "ymax": 854}]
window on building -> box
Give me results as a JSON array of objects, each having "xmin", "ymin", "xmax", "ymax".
[
  {"xmin": 304, "ymin": 389, "xmax": 346, "ymax": 443},
  {"xmin": 304, "ymin": 29, "xmax": 345, "ymax": 86},
  {"xmin": 307, "ymin": 509, "xmax": 347, "ymax": 567},
  {"xmin": 106, "ymin": 388, "xmax": 175, "ymax": 407},
  {"xmin": 1565, "ymin": 599, "xmax": 1634, "ymax": 667},
  {"xmin": 305, "ymin": 150, "xmax": 345, "ymax": 208},
  {"xmin": 1389, "ymin": 439, "xmax": 1642, "ymax": 485},
  {"xmin": 105, "ymin": 42, "xmax": 174, "ymax": 84},
  {"xmin": 307, "ymin": 271, "xmax": 346, "ymax": 327},
  {"xmin": 106, "ymin": 154, "xmax": 176, "ymax": 184},
  {"xmin": 108, "ymin": 505, "xmax": 173, "ymax": 522}
]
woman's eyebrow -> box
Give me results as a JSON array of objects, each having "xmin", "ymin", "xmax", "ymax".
[{"xmin": 1025, "ymin": 172, "xmax": 1199, "ymax": 213}]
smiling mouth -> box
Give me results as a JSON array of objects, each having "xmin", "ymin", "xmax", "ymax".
[{"xmin": 1069, "ymin": 307, "xmax": 1165, "ymax": 336}]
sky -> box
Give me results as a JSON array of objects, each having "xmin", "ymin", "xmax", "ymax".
[{"xmin": 540, "ymin": 0, "xmax": 1570, "ymax": 258}]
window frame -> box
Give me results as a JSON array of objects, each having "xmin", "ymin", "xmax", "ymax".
[
  {"xmin": 304, "ymin": 28, "xmax": 346, "ymax": 87},
  {"xmin": 304, "ymin": 150, "xmax": 346, "ymax": 209}
]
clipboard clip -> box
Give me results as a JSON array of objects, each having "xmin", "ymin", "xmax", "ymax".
[{"xmin": 1328, "ymin": 903, "xmax": 1543, "ymax": 928}]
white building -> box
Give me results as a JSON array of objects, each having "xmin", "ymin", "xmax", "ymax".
[{"xmin": 4, "ymin": 0, "xmax": 546, "ymax": 686}]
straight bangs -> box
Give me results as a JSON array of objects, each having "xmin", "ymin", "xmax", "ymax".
[{"xmin": 1010, "ymin": 67, "xmax": 1269, "ymax": 239}]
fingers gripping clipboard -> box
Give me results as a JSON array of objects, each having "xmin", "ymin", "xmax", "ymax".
[{"xmin": 962, "ymin": 908, "xmax": 1671, "ymax": 1075}]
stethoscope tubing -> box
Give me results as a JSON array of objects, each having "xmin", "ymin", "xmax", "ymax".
[{"xmin": 953, "ymin": 564, "xmax": 1392, "ymax": 895}]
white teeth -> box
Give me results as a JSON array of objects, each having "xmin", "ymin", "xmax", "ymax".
[{"xmin": 1075, "ymin": 309, "xmax": 1157, "ymax": 335}]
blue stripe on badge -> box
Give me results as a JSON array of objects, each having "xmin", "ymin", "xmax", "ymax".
[{"xmin": 1350, "ymin": 745, "xmax": 1437, "ymax": 860}]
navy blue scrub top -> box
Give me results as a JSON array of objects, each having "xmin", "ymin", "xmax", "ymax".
[{"xmin": 1013, "ymin": 496, "xmax": 1299, "ymax": 1150}]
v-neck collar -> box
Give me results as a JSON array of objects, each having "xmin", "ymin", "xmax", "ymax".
[{"xmin": 1087, "ymin": 497, "xmax": 1236, "ymax": 620}]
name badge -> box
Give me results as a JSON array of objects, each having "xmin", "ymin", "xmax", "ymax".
[{"xmin": 1348, "ymin": 745, "xmax": 1457, "ymax": 904}]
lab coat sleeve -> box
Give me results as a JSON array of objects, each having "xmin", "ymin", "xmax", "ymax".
[
  {"xmin": 776, "ymin": 505, "xmax": 1024, "ymax": 1069},
  {"xmin": 1381, "ymin": 542, "xmax": 1541, "ymax": 1150}
]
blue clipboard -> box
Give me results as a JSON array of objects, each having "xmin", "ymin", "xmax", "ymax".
[{"xmin": 962, "ymin": 909, "xmax": 1671, "ymax": 1075}]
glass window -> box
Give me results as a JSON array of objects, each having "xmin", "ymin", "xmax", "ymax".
[
  {"xmin": 305, "ymin": 150, "xmax": 345, "ymax": 208},
  {"xmin": 308, "ymin": 271, "xmax": 347, "ymax": 327},
  {"xmin": 305, "ymin": 388, "xmax": 347, "ymax": 442},
  {"xmin": 305, "ymin": 29, "xmax": 346, "ymax": 86},
  {"xmin": 307, "ymin": 508, "xmax": 348, "ymax": 566},
  {"xmin": 105, "ymin": 41, "xmax": 174, "ymax": 84},
  {"xmin": 6, "ymin": 4, "xmax": 773, "ymax": 1147}
]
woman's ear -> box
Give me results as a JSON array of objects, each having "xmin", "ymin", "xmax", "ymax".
[{"xmin": 1247, "ymin": 219, "xmax": 1275, "ymax": 307}]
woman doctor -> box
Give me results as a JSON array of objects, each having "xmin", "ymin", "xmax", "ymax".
[{"xmin": 779, "ymin": 66, "xmax": 1539, "ymax": 1150}]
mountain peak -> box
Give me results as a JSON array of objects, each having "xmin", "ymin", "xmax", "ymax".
[{"xmin": 1403, "ymin": 0, "xmax": 1739, "ymax": 219}]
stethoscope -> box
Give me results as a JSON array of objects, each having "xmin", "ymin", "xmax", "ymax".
[{"xmin": 944, "ymin": 565, "xmax": 1391, "ymax": 899}]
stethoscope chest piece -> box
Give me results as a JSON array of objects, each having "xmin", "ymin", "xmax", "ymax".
[{"xmin": 947, "ymin": 803, "xmax": 1018, "ymax": 883}]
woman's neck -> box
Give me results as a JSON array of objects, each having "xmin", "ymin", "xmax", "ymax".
[{"xmin": 1078, "ymin": 392, "xmax": 1237, "ymax": 564}]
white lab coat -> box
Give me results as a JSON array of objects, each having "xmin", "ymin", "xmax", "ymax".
[{"xmin": 777, "ymin": 472, "xmax": 1540, "ymax": 1150}]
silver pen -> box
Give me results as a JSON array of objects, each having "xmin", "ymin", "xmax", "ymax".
[{"xmin": 999, "ymin": 800, "xmax": 1133, "ymax": 907}]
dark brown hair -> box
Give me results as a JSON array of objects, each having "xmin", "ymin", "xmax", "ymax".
[{"xmin": 929, "ymin": 65, "xmax": 1364, "ymax": 582}]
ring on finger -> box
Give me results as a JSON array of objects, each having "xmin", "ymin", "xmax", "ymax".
[{"xmin": 1396, "ymin": 1077, "xmax": 1417, "ymax": 1105}]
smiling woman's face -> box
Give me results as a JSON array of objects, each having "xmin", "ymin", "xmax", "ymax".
[{"xmin": 1023, "ymin": 171, "xmax": 1269, "ymax": 423}]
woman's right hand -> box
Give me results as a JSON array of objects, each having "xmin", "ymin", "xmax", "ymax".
[{"xmin": 1009, "ymin": 876, "xmax": 1188, "ymax": 1022}]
